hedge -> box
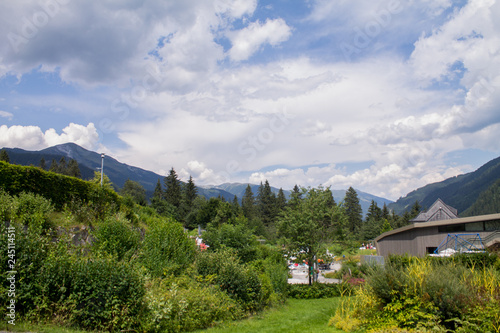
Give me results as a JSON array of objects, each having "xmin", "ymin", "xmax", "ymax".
[{"xmin": 0, "ymin": 161, "xmax": 120, "ymax": 210}]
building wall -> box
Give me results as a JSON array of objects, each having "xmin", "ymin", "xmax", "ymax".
[{"xmin": 377, "ymin": 228, "xmax": 496, "ymax": 257}]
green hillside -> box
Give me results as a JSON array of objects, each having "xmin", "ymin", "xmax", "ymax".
[
  {"xmin": 462, "ymin": 178, "xmax": 500, "ymax": 216},
  {"xmin": 388, "ymin": 155, "xmax": 500, "ymax": 215}
]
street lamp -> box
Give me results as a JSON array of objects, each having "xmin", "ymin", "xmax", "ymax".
[{"xmin": 100, "ymin": 153, "xmax": 105, "ymax": 187}]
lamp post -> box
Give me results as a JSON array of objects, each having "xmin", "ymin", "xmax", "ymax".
[{"xmin": 100, "ymin": 153, "xmax": 105, "ymax": 187}]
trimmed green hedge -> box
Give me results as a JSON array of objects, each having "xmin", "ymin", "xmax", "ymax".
[
  {"xmin": 0, "ymin": 161, "xmax": 120, "ymax": 210},
  {"xmin": 287, "ymin": 282, "xmax": 342, "ymax": 299}
]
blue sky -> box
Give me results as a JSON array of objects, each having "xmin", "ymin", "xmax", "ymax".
[{"xmin": 1, "ymin": 0, "xmax": 500, "ymax": 200}]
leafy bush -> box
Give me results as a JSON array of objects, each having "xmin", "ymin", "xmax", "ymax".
[
  {"xmin": 140, "ymin": 219, "xmax": 196, "ymax": 277},
  {"xmin": 195, "ymin": 248, "xmax": 268, "ymax": 311},
  {"xmin": 66, "ymin": 258, "xmax": 145, "ymax": 331},
  {"xmin": 144, "ymin": 276, "xmax": 243, "ymax": 332},
  {"xmin": 14, "ymin": 192, "xmax": 54, "ymax": 231},
  {"xmin": 0, "ymin": 221, "xmax": 52, "ymax": 317},
  {"xmin": 0, "ymin": 189, "xmax": 16, "ymax": 222},
  {"xmin": 92, "ymin": 214, "xmax": 141, "ymax": 261}
]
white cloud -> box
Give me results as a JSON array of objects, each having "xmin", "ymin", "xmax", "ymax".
[
  {"xmin": 0, "ymin": 123, "xmax": 99, "ymax": 150},
  {"xmin": 227, "ymin": 18, "xmax": 292, "ymax": 61},
  {"xmin": 0, "ymin": 111, "xmax": 13, "ymax": 120}
]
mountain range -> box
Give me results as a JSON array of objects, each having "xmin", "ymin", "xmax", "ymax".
[
  {"xmin": 3, "ymin": 143, "xmax": 500, "ymax": 218},
  {"xmin": 1, "ymin": 143, "xmax": 392, "ymax": 216}
]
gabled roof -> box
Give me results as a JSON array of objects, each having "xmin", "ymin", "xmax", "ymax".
[{"xmin": 411, "ymin": 198, "xmax": 458, "ymax": 222}]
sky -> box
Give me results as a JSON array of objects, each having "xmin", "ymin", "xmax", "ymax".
[{"xmin": 1, "ymin": 0, "xmax": 500, "ymax": 201}]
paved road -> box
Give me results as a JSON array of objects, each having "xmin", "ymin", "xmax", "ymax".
[{"xmin": 288, "ymin": 262, "xmax": 342, "ymax": 284}]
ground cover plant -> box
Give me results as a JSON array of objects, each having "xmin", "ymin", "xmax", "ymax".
[{"xmin": 329, "ymin": 254, "xmax": 500, "ymax": 332}]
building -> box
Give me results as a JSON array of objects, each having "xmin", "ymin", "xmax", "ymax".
[
  {"xmin": 375, "ymin": 201, "xmax": 500, "ymax": 257},
  {"xmin": 410, "ymin": 198, "xmax": 458, "ymax": 222}
]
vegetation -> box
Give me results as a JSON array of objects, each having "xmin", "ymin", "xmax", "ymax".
[
  {"xmin": 0, "ymin": 163, "xmax": 289, "ymax": 332},
  {"xmin": 2, "ymin": 157, "xmax": 499, "ymax": 332},
  {"xmin": 330, "ymin": 254, "xmax": 500, "ymax": 332},
  {"xmin": 194, "ymin": 298, "xmax": 342, "ymax": 333}
]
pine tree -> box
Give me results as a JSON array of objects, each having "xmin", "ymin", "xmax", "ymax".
[
  {"xmin": 366, "ymin": 200, "xmax": 382, "ymax": 221},
  {"xmin": 325, "ymin": 187, "xmax": 336, "ymax": 208},
  {"xmin": 0, "ymin": 149, "xmax": 10, "ymax": 163},
  {"xmin": 39, "ymin": 157, "xmax": 46, "ymax": 170},
  {"xmin": 241, "ymin": 184, "xmax": 255, "ymax": 219},
  {"xmin": 59, "ymin": 157, "xmax": 67, "ymax": 174},
  {"xmin": 49, "ymin": 159, "xmax": 58, "ymax": 173},
  {"xmin": 67, "ymin": 159, "xmax": 81, "ymax": 178},
  {"xmin": 152, "ymin": 179, "xmax": 163, "ymax": 202},
  {"xmin": 276, "ymin": 188, "xmax": 287, "ymax": 212},
  {"xmin": 410, "ymin": 200, "xmax": 422, "ymax": 219},
  {"xmin": 257, "ymin": 180, "xmax": 276, "ymax": 226},
  {"xmin": 344, "ymin": 187, "xmax": 363, "ymax": 235},
  {"xmin": 381, "ymin": 203, "xmax": 389, "ymax": 220},
  {"xmin": 184, "ymin": 175, "xmax": 197, "ymax": 209},
  {"xmin": 164, "ymin": 168, "xmax": 182, "ymax": 208}
]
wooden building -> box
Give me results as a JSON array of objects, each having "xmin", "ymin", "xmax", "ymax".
[{"xmin": 375, "ymin": 202, "xmax": 500, "ymax": 257}]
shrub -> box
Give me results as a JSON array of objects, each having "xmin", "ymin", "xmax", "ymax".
[
  {"xmin": 92, "ymin": 214, "xmax": 141, "ymax": 261},
  {"xmin": 144, "ymin": 276, "xmax": 243, "ymax": 333},
  {"xmin": 14, "ymin": 192, "xmax": 54, "ymax": 231},
  {"xmin": 195, "ymin": 248, "xmax": 267, "ymax": 311},
  {"xmin": 66, "ymin": 258, "xmax": 145, "ymax": 331},
  {"xmin": 0, "ymin": 189, "xmax": 16, "ymax": 222},
  {"xmin": 140, "ymin": 219, "xmax": 196, "ymax": 277}
]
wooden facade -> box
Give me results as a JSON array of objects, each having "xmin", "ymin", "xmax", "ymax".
[{"xmin": 375, "ymin": 213, "xmax": 500, "ymax": 257}]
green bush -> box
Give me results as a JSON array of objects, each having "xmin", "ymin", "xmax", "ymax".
[
  {"xmin": 92, "ymin": 215, "xmax": 141, "ymax": 261},
  {"xmin": 195, "ymin": 248, "xmax": 267, "ymax": 311},
  {"xmin": 144, "ymin": 276, "xmax": 243, "ymax": 333},
  {"xmin": 0, "ymin": 221, "xmax": 52, "ymax": 317},
  {"xmin": 0, "ymin": 189, "xmax": 16, "ymax": 222},
  {"xmin": 66, "ymin": 258, "xmax": 145, "ymax": 331},
  {"xmin": 14, "ymin": 192, "xmax": 54, "ymax": 231},
  {"xmin": 140, "ymin": 219, "xmax": 196, "ymax": 277}
]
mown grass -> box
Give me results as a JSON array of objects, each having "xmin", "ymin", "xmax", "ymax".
[
  {"xmin": 195, "ymin": 297, "xmax": 343, "ymax": 333},
  {"xmin": 0, "ymin": 321, "xmax": 89, "ymax": 333}
]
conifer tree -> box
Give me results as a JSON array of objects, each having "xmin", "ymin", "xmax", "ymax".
[
  {"xmin": 276, "ymin": 188, "xmax": 287, "ymax": 212},
  {"xmin": 344, "ymin": 186, "xmax": 363, "ymax": 235},
  {"xmin": 0, "ymin": 149, "xmax": 10, "ymax": 163},
  {"xmin": 59, "ymin": 157, "xmax": 67, "ymax": 174},
  {"xmin": 241, "ymin": 184, "xmax": 255, "ymax": 219},
  {"xmin": 67, "ymin": 159, "xmax": 81, "ymax": 178},
  {"xmin": 152, "ymin": 179, "xmax": 163, "ymax": 202},
  {"xmin": 381, "ymin": 203, "xmax": 389, "ymax": 221},
  {"xmin": 164, "ymin": 168, "xmax": 182, "ymax": 208},
  {"xmin": 49, "ymin": 159, "xmax": 58, "ymax": 173},
  {"xmin": 39, "ymin": 157, "xmax": 46, "ymax": 170},
  {"xmin": 257, "ymin": 180, "xmax": 276, "ymax": 226},
  {"xmin": 184, "ymin": 175, "xmax": 197, "ymax": 209}
]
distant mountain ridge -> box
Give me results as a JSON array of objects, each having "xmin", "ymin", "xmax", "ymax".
[
  {"xmin": 2, "ymin": 143, "xmax": 393, "ymax": 215},
  {"xmin": 388, "ymin": 155, "xmax": 500, "ymax": 215}
]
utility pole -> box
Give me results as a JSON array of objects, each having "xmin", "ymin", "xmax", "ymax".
[{"xmin": 100, "ymin": 153, "xmax": 105, "ymax": 187}]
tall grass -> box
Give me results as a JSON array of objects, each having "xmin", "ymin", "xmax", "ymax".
[{"xmin": 329, "ymin": 254, "xmax": 500, "ymax": 332}]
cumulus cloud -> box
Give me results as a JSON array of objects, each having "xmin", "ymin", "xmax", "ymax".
[
  {"xmin": 0, "ymin": 123, "xmax": 99, "ymax": 150},
  {"xmin": 227, "ymin": 18, "xmax": 292, "ymax": 61}
]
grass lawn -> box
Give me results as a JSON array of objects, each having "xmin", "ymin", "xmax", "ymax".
[
  {"xmin": 195, "ymin": 298, "xmax": 343, "ymax": 333},
  {"xmin": 0, "ymin": 321, "xmax": 89, "ymax": 333}
]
